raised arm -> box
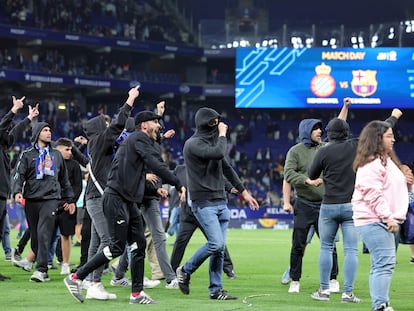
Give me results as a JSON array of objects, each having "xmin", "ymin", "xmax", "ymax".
[{"xmin": 337, "ymin": 97, "xmax": 351, "ymax": 121}]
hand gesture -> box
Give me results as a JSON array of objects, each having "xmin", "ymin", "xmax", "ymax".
[
  {"xmin": 218, "ymin": 122, "xmax": 228, "ymax": 137},
  {"xmin": 163, "ymin": 129, "xmax": 175, "ymax": 139},
  {"xmin": 391, "ymin": 108, "xmax": 403, "ymax": 119},
  {"xmin": 178, "ymin": 186, "xmax": 186, "ymax": 203},
  {"xmin": 15, "ymin": 193, "xmax": 23, "ymax": 204},
  {"xmin": 28, "ymin": 103, "xmax": 39, "ymax": 121},
  {"xmin": 156, "ymin": 187, "xmax": 168, "ymax": 198},
  {"xmin": 11, "ymin": 95, "xmax": 25, "ymax": 114},
  {"xmin": 343, "ymin": 97, "xmax": 351, "ymax": 107},
  {"xmin": 74, "ymin": 135, "xmax": 88, "ymax": 145}
]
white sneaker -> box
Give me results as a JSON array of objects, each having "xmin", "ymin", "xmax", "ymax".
[
  {"xmin": 144, "ymin": 277, "xmax": 160, "ymax": 289},
  {"xmin": 86, "ymin": 282, "xmax": 117, "ymax": 300},
  {"xmin": 60, "ymin": 263, "xmax": 70, "ymax": 275},
  {"xmin": 30, "ymin": 270, "xmax": 50, "ymax": 282},
  {"xmin": 165, "ymin": 278, "xmax": 178, "ymax": 289},
  {"xmin": 82, "ymin": 279, "xmax": 91, "ymax": 289},
  {"xmin": 329, "ymin": 279, "xmax": 340, "ymax": 293},
  {"xmin": 288, "ymin": 281, "xmax": 300, "ymax": 293},
  {"xmin": 13, "ymin": 258, "xmax": 33, "ymax": 272}
]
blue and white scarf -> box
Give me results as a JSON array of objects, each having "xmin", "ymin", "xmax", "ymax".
[{"xmin": 35, "ymin": 144, "xmax": 55, "ymax": 179}]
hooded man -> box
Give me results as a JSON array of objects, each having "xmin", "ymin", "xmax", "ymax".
[
  {"xmin": 13, "ymin": 121, "xmax": 73, "ymax": 283},
  {"xmin": 64, "ymin": 110, "xmax": 186, "ymax": 305},
  {"xmin": 308, "ymin": 98, "xmax": 402, "ymax": 303},
  {"xmin": 176, "ymin": 107, "xmax": 259, "ymax": 300},
  {"xmin": 283, "ymin": 98, "xmax": 353, "ymax": 294},
  {"xmin": 80, "ymin": 86, "xmax": 139, "ymax": 300},
  {"xmin": 0, "ymin": 96, "xmax": 38, "ymax": 281}
]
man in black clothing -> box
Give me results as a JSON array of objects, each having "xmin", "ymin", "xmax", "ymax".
[
  {"xmin": 14, "ymin": 122, "xmax": 74, "ymax": 282},
  {"xmin": 54, "ymin": 137, "xmax": 83, "ymax": 275},
  {"xmin": 170, "ymin": 164, "xmax": 236, "ymax": 278},
  {"xmin": 176, "ymin": 107, "xmax": 259, "ymax": 300},
  {"xmin": 64, "ymin": 110, "xmax": 185, "ymax": 304},
  {"xmin": 0, "ymin": 96, "xmax": 38, "ymax": 280}
]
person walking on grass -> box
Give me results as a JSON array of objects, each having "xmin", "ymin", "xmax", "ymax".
[
  {"xmin": 352, "ymin": 120, "xmax": 413, "ymax": 311},
  {"xmin": 64, "ymin": 110, "xmax": 185, "ymax": 304},
  {"xmin": 0, "ymin": 96, "xmax": 38, "ymax": 280},
  {"xmin": 176, "ymin": 107, "xmax": 259, "ymax": 300}
]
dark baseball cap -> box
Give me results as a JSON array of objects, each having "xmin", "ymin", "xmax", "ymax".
[{"xmin": 134, "ymin": 111, "xmax": 161, "ymax": 125}]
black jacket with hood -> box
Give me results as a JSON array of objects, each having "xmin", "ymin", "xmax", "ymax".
[
  {"xmin": 0, "ymin": 110, "xmax": 32, "ymax": 199},
  {"xmin": 106, "ymin": 129, "xmax": 182, "ymax": 203},
  {"xmin": 308, "ymin": 116, "xmax": 398, "ymax": 204},
  {"xmin": 183, "ymin": 107, "xmax": 245, "ymax": 202},
  {"xmin": 83, "ymin": 103, "xmax": 132, "ymax": 200},
  {"xmin": 12, "ymin": 122, "xmax": 73, "ymax": 201}
]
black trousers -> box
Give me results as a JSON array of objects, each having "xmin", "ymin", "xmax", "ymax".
[
  {"xmin": 289, "ymin": 197, "xmax": 338, "ymax": 281},
  {"xmin": 76, "ymin": 192, "xmax": 146, "ymax": 293}
]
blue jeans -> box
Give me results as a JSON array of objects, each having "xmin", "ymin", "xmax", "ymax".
[
  {"xmin": 318, "ymin": 203, "xmax": 359, "ymax": 293},
  {"xmin": 183, "ymin": 202, "xmax": 229, "ymax": 295},
  {"xmin": 357, "ymin": 222, "xmax": 396, "ymax": 310}
]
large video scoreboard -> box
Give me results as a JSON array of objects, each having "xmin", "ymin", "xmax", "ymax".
[{"xmin": 235, "ymin": 47, "xmax": 414, "ymax": 108}]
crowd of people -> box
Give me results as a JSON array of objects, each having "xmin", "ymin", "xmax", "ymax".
[{"xmin": 0, "ymin": 89, "xmax": 413, "ymax": 310}]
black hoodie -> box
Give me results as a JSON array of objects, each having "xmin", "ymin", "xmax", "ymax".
[
  {"xmin": 183, "ymin": 107, "xmax": 245, "ymax": 202},
  {"xmin": 82, "ymin": 103, "xmax": 132, "ymax": 200},
  {"xmin": 0, "ymin": 110, "xmax": 32, "ymax": 199},
  {"xmin": 308, "ymin": 116, "xmax": 398, "ymax": 204}
]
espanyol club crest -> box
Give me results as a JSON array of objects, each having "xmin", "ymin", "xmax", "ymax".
[
  {"xmin": 351, "ymin": 70, "xmax": 378, "ymax": 97},
  {"xmin": 310, "ymin": 62, "xmax": 336, "ymax": 98}
]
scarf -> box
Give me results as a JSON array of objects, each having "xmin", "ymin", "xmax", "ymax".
[{"xmin": 35, "ymin": 144, "xmax": 55, "ymax": 179}]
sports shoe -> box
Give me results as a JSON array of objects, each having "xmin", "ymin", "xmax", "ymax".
[
  {"xmin": 165, "ymin": 278, "xmax": 179, "ymax": 289},
  {"xmin": 410, "ymin": 257, "xmax": 414, "ymax": 264},
  {"xmin": 329, "ymin": 279, "xmax": 340, "ymax": 293},
  {"xmin": 341, "ymin": 292, "xmax": 362, "ymax": 303},
  {"xmin": 288, "ymin": 281, "xmax": 300, "ymax": 293},
  {"xmin": 82, "ymin": 279, "xmax": 91, "ymax": 289},
  {"xmin": 129, "ymin": 291, "xmax": 158, "ymax": 304},
  {"xmin": 144, "ymin": 277, "xmax": 160, "ymax": 289},
  {"xmin": 210, "ymin": 289, "xmax": 238, "ymax": 300},
  {"xmin": 11, "ymin": 247, "xmax": 22, "ymax": 262},
  {"xmin": 30, "ymin": 270, "xmax": 50, "ymax": 282},
  {"xmin": 226, "ymin": 270, "xmax": 236, "ymax": 279},
  {"xmin": 374, "ymin": 302, "xmax": 394, "ymax": 311},
  {"xmin": 110, "ymin": 276, "xmax": 131, "ymax": 287},
  {"xmin": 281, "ymin": 267, "xmax": 291, "ymax": 285},
  {"xmin": 311, "ymin": 289, "xmax": 330, "ymax": 301},
  {"xmin": 0, "ymin": 273, "xmax": 11, "ymax": 281},
  {"xmin": 5, "ymin": 254, "xmax": 11, "ymax": 261},
  {"xmin": 64, "ymin": 274, "xmax": 84, "ymax": 303},
  {"xmin": 13, "ymin": 258, "xmax": 33, "ymax": 272},
  {"xmin": 60, "ymin": 263, "xmax": 71, "ymax": 275},
  {"xmin": 86, "ymin": 282, "xmax": 117, "ymax": 300},
  {"xmin": 176, "ymin": 266, "xmax": 190, "ymax": 295}
]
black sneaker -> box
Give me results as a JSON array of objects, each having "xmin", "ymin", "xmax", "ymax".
[
  {"xmin": 410, "ymin": 257, "xmax": 414, "ymax": 264},
  {"xmin": 176, "ymin": 266, "xmax": 190, "ymax": 295},
  {"xmin": 11, "ymin": 247, "xmax": 21, "ymax": 262},
  {"xmin": 226, "ymin": 270, "xmax": 236, "ymax": 279},
  {"xmin": 210, "ymin": 289, "xmax": 238, "ymax": 300},
  {"xmin": 64, "ymin": 274, "xmax": 84, "ymax": 303},
  {"xmin": 0, "ymin": 273, "xmax": 11, "ymax": 281}
]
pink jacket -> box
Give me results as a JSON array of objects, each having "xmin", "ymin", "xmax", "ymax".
[{"xmin": 352, "ymin": 157, "xmax": 409, "ymax": 226}]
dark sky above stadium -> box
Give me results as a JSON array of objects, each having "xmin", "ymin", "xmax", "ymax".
[{"xmin": 183, "ymin": 0, "xmax": 413, "ymax": 28}]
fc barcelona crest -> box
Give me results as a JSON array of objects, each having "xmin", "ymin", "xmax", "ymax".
[{"xmin": 351, "ymin": 70, "xmax": 378, "ymax": 97}]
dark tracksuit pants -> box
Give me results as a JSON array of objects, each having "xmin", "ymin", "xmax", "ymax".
[
  {"xmin": 25, "ymin": 199, "xmax": 58, "ymax": 273},
  {"xmin": 290, "ymin": 197, "xmax": 338, "ymax": 281},
  {"xmin": 76, "ymin": 191, "xmax": 146, "ymax": 293}
]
